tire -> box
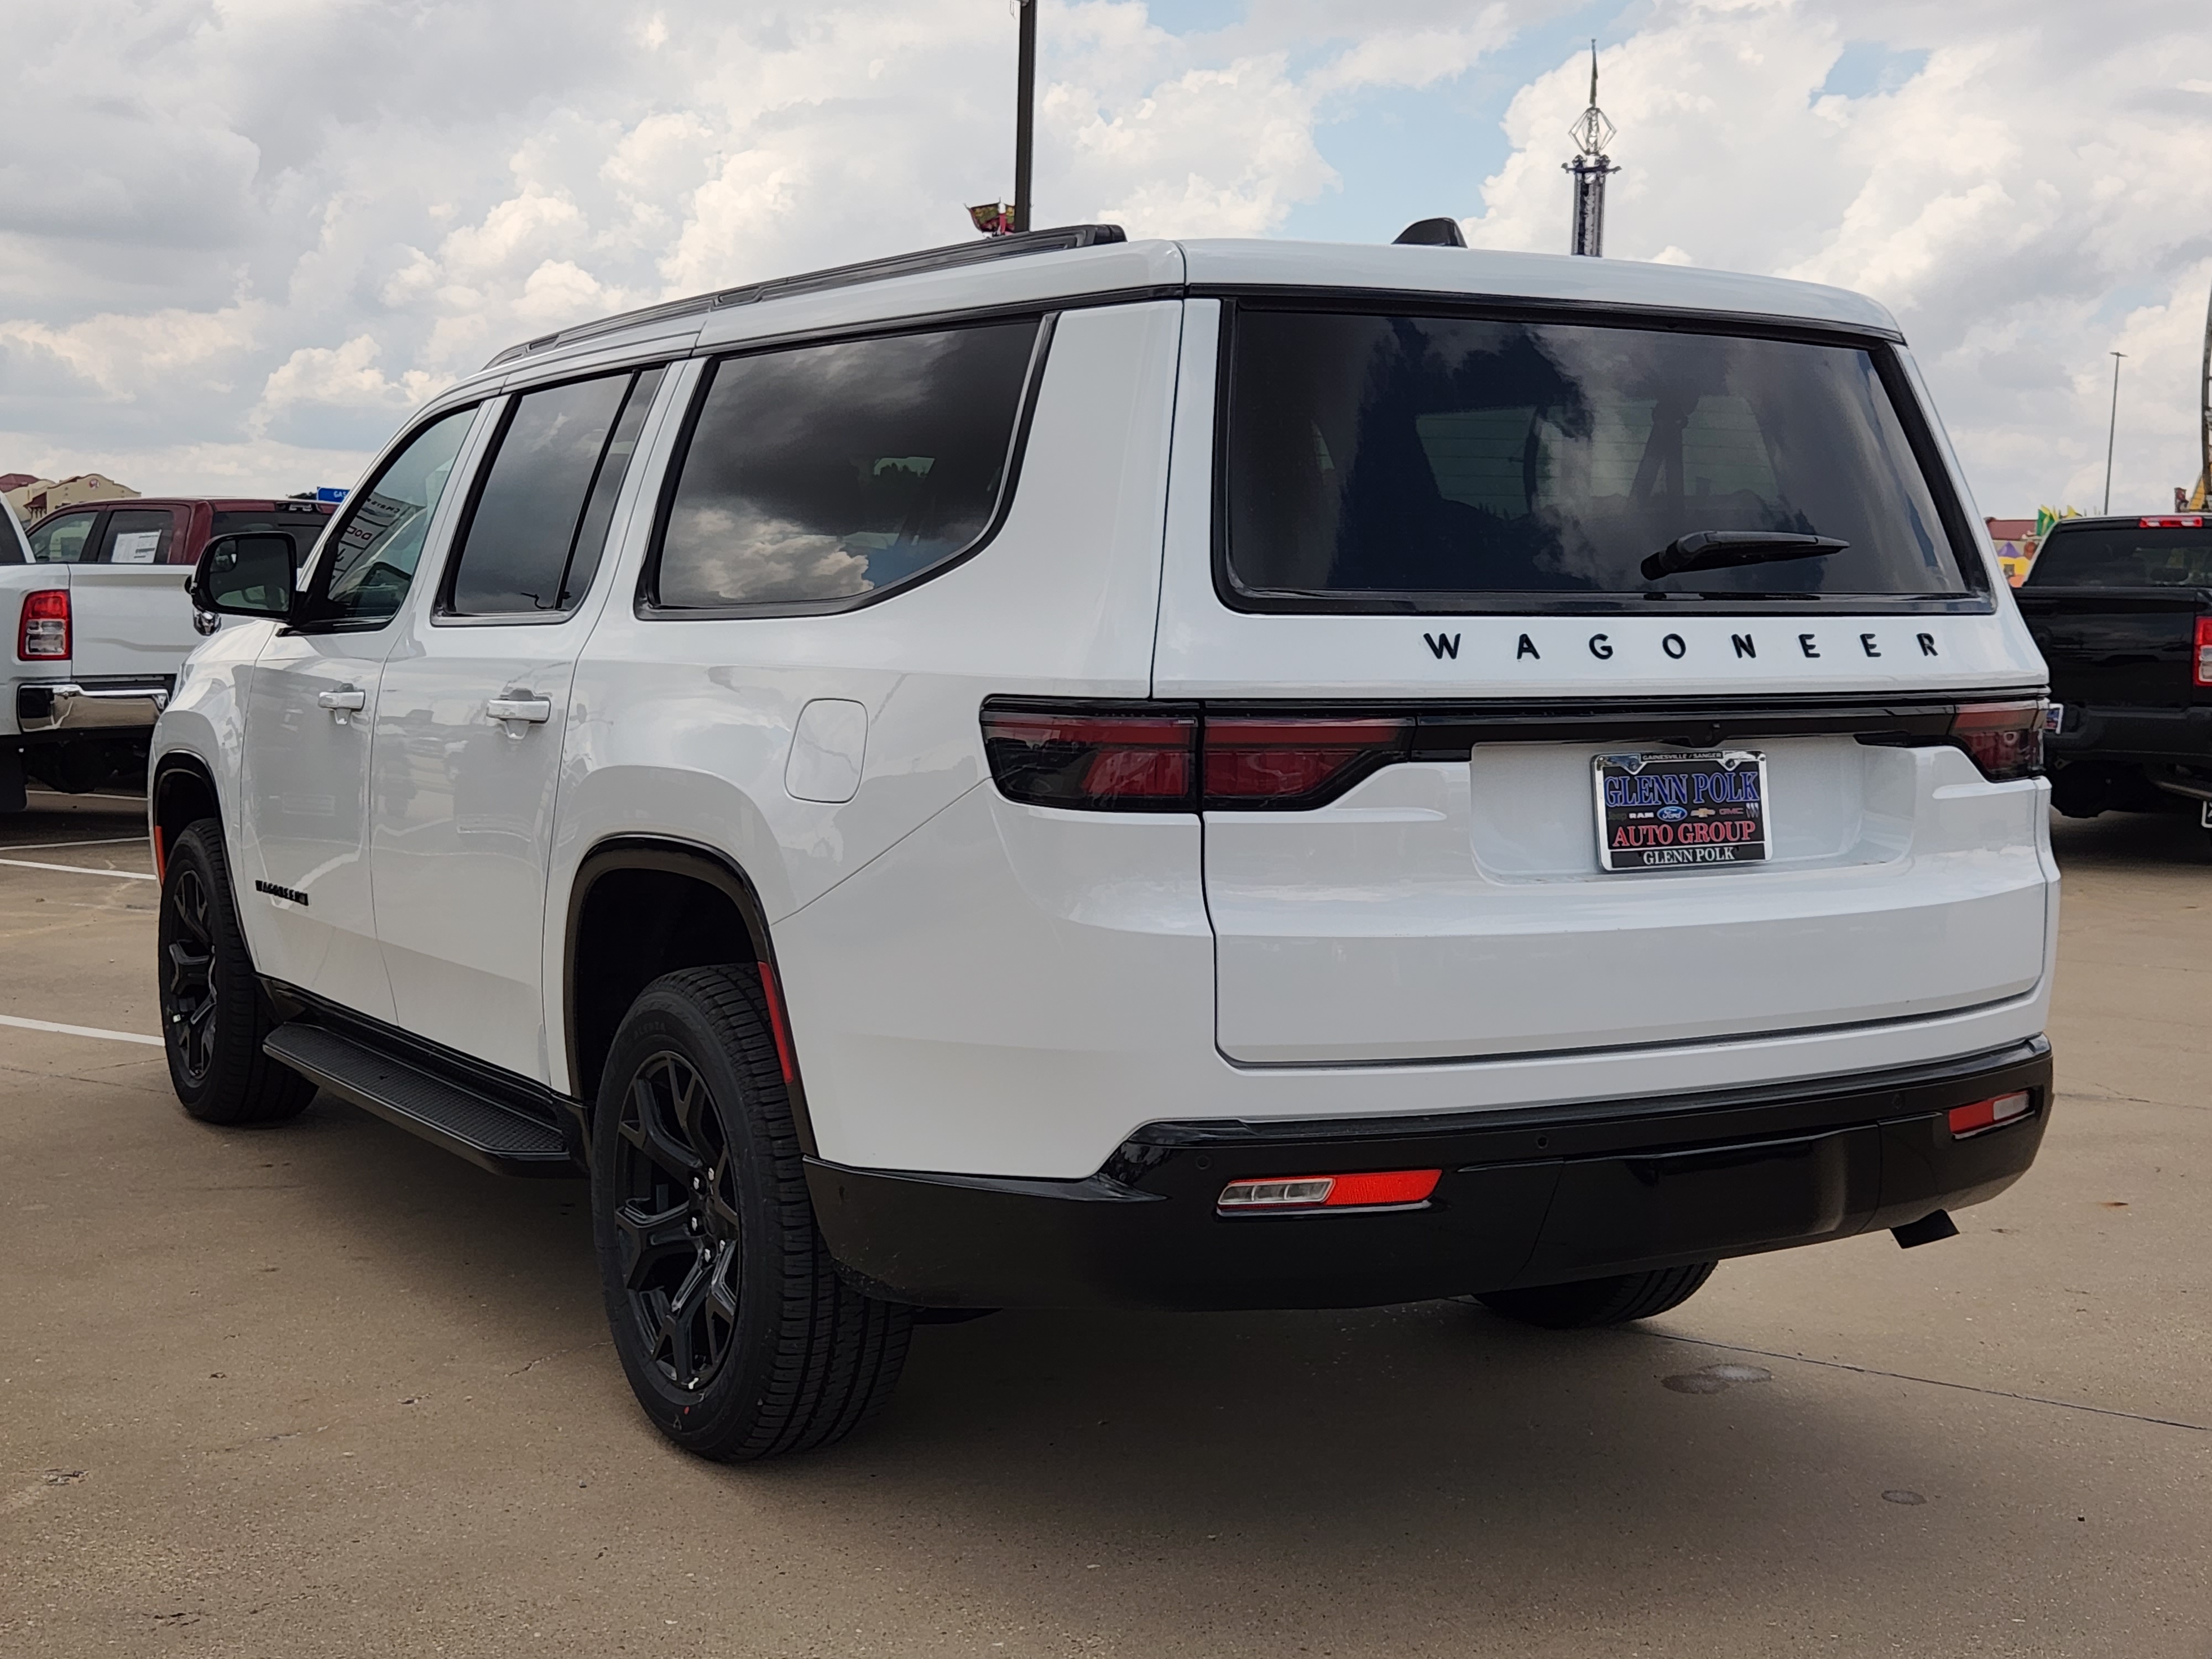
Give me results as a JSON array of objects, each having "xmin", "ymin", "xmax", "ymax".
[
  {"xmin": 591, "ymin": 966, "xmax": 912, "ymax": 1460},
  {"xmin": 156, "ymin": 819, "xmax": 315, "ymax": 1125},
  {"xmin": 1475, "ymin": 1261, "xmax": 1718, "ymax": 1329}
]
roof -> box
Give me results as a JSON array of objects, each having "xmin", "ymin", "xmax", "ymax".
[
  {"xmin": 1175, "ymin": 241, "xmax": 1903, "ymax": 335},
  {"xmin": 1985, "ymin": 519, "xmax": 2037, "ymax": 540},
  {"xmin": 461, "ymin": 226, "xmax": 1910, "ymax": 403},
  {"xmin": 48, "ymin": 497, "xmax": 333, "ymax": 511}
]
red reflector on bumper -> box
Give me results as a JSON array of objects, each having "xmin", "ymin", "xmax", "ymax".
[
  {"xmin": 1217, "ymin": 1168, "xmax": 1440, "ymax": 1211},
  {"xmin": 1948, "ymin": 1091, "xmax": 2031, "ymax": 1138}
]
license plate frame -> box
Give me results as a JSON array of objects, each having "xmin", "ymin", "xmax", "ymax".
[{"xmin": 1593, "ymin": 749, "xmax": 1771, "ymax": 873}]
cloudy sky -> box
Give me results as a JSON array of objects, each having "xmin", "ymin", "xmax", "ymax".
[{"xmin": 4, "ymin": 0, "xmax": 2209, "ymax": 517}]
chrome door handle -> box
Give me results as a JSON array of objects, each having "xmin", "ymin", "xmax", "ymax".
[
  {"xmin": 486, "ymin": 695, "xmax": 552, "ymax": 724},
  {"xmin": 316, "ymin": 687, "xmax": 367, "ymax": 712}
]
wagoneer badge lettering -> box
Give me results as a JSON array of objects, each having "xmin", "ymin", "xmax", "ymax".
[
  {"xmin": 1423, "ymin": 628, "xmax": 1948, "ymax": 666},
  {"xmin": 254, "ymin": 880, "xmax": 310, "ymax": 907}
]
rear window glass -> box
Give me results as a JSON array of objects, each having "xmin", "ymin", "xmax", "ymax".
[
  {"xmin": 212, "ymin": 507, "xmax": 330, "ymax": 570},
  {"xmin": 2025, "ymin": 525, "xmax": 2212, "ymax": 587},
  {"xmin": 653, "ymin": 321, "xmax": 1039, "ymax": 610},
  {"xmin": 1224, "ymin": 310, "xmax": 1972, "ymax": 606},
  {"xmin": 211, "ymin": 507, "xmax": 330, "ymax": 541}
]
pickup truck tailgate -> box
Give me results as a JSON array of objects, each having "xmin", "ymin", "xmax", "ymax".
[
  {"xmin": 2013, "ymin": 587, "xmax": 2207, "ymax": 711},
  {"xmin": 65, "ymin": 564, "xmax": 199, "ymax": 682}
]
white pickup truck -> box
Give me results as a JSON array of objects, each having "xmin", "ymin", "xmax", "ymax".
[{"xmin": 0, "ymin": 492, "xmax": 333, "ymax": 807}]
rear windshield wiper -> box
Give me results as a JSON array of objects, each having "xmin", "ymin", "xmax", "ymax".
[{"xmin": 1642, "ymin": 531, "xmax": 1850, "ymax": 581}]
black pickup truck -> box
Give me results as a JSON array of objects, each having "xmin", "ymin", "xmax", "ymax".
[{"xmin": 2015, "ymin": 514, "xmax": 2212, "ymax": 842}]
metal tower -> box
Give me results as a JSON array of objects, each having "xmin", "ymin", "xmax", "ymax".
[{"xmin": 1563, "ymin": 41, "xmax": 1618, "ymax": 258}]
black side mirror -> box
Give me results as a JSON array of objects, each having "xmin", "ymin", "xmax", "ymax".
[{"xmin": 190, "ymin": 533, "xmax": 298, "ymax": 620}]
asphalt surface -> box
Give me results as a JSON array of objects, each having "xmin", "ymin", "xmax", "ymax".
[{"xmin": 1, "ymin": 789, "xmax": 2207, "ymax": 1657}]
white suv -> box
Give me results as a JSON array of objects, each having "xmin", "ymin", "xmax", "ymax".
[{"xmin": 154, "ymin": 226, "xmax": 2057, "ymax": 1460}]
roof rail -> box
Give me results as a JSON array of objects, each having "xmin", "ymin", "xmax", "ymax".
[{"xmin": 483, "ymin": 223, "xmax": 1129, "ymax": 371}]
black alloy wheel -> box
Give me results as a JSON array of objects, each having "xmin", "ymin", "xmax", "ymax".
[
  {"xmin": 591, "ymin": 966, "xmax": 911, "ymax": 1460},
  {"xmin": 608, "ymin": 1050, "xmax": 745, "ymax": 1394},
  {"xmin": 163, "ymin": 861, "xmax": 220, "ymax": 1088},
  {"xmin": 156, "ymin": 820, "xmax": 315, "ymax": 1125}
]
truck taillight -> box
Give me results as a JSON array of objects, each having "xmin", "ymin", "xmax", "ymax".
[
  {"xmin": 18, "ymin": 589, "xmax": 68, "ymax": 660},
  {"xmin": 980, "ymin": 703, "xmax": 1415, "ymax": 811},
  {"xmin": 2195, "ymin": 617, "xmax": 2212, "ymax": 688},
  {"xmin": 1947, "ymin": 699, "xmax": 2045, "ymax": 781}
]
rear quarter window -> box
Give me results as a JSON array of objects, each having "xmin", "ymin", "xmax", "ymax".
[
  {"xmin": 1223, "ymin": 308, "xmax": 1977, "ymax": 610},
  {"xmin": 649, "ymin": 320, "xmax": 1041, "ymax": 612}
]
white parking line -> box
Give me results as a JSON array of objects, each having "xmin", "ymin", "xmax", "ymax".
[
  {"xmin": 0, "ymin": 857, "xmax": 155, "ymax": 882},
  {"xmin": 0, "ymin": 1013, "xmax": 163, "ymax": 1047}
]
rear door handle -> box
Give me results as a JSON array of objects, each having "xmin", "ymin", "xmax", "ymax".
[
  {"xmin": 486, "ymin": 695, "xmax": 552, "ymax": 724},
  {"xmin": 316, "ymin": 687, "xmax": 367, "ymax": 712}
]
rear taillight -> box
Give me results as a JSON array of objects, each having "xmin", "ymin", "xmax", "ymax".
[
  {"xmin": 1217, "ymin": 1168, "xmax": 1441, "ymax": 1212},
  {"xmin": 2194, "ymin": 617, "xmax": 2212, "ymax": 688},
  {"xmin": 1202, "ymin": 716, "xmax": 1411, "ymax": 807},
  {"xmin": 18, "ymin": 589, "xmax": 68, "ymax": 660},
  {"xmin": 1948, "ymin": 1090, "xmax": 2032, "ymax": 1138},
  {"xmin": 979, "ymin": 707, "xmax": 1197, "ymax": 811},
  {"xmin": 981, "ymin": 702, "xmax": 1412, "ymax": 812},
  {"xmin": 1947, "ymin": 699, "xmax": 2045, "ymax": 781},
  {"xmin": 2141, "ymin": 515, "xmax": 2204, "ymax": 529}
]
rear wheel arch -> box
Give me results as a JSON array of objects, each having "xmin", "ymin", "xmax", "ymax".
[{"xmin": 564, "ymin": 838, "xmax": 813, "ymax": 1151}]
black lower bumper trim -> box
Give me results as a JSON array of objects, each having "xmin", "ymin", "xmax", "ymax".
[{"xmin": 808, "ymin": 1039, "xmax": 2052, "ymax": 1311}]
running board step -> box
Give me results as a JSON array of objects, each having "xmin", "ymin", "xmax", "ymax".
[{"xmin": 263, "ymin": 1024, "xmax": 577, "ymax": 1177}]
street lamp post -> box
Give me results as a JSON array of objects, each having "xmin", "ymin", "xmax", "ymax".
[
  {"xmin": 2104, "ymin": 350, "xmax": 2126, "ymax": 515},
  {"xmin": 1013, "ymin": 0, "xmax": 1036, "ymax": 234}
]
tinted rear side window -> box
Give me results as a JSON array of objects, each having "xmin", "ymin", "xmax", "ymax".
[
  {"xmin": 445, "ymin": 367, "xmax": 664, "ymax": 617},
  {"xmin": 2025, "ymin": 525, "xmax": 2212, "ymax": 587},
  {"xmin": 100, "ymin": 508, "xmax": 176, "ymax": 564},
  {"xmin": 1224, "ymin": 310, "xmax": 1972, "ymax": 606},
  {"xmin": 653, "ymin": 320, "xmax": 1039, "ymax": 611}
]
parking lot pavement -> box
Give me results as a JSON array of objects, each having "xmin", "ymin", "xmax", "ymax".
[{"xmin": 1, "ymin": 799, "xmax": 2206, "ymax": 1658}]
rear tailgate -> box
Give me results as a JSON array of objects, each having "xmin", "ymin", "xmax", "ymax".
[
  {"xmin": 2016, "ymin": 520, "xmax": 2212, "ymax": 716},
  {"xmin": 65, "ymin": 562, "xmax": 197, "ymax": 682},
  {"xmin": 1157, "ymin": 297, "xmax": 2050, "ymax": 1068},
  {"xmin": 2014, "ymin": 587, "xmax": 2208, "ymax": 709}
]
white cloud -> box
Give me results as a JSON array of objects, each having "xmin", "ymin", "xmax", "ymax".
[
  {"xmin": 1, "ymin": 0, "xmax": 2206, "ymax": 514},
  {"xmin": 1464, "ymin": 0, "xmax": 2212, "ymax": 512},
  {"xmin": 257, "ymin": 336, "xmax": 439, "ymax": 419}
]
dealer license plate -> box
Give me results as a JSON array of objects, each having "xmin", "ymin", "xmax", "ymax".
[{"xmin": 1593, "ymin": 750, "xmax": 1770, "ymax": 872}]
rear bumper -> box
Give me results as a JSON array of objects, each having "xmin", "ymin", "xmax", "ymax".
[
  {"xmin": 809, "ymin": 1038, "xmax": 2053, "ymax": 1311},
  {"xmin": 2047, "ymin": 703, "xmax": 2212, "ymax": 767},
  {"xmin": 16, "ymin": 680, "xmax": 173, "ymax": 734}
]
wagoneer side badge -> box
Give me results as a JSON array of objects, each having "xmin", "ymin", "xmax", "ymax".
[{"xmin": 255, "ymin": 880, "xmax": 309, "ymax": 907}]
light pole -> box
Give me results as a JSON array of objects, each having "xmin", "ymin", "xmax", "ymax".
[
  {"xmin": 1013, "ymin": 0, "xmax": 1036, "ymax": 234},
  {"xmin": 2103, "ymin": 350, "xmax": 2126, "ymax": 514}
]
